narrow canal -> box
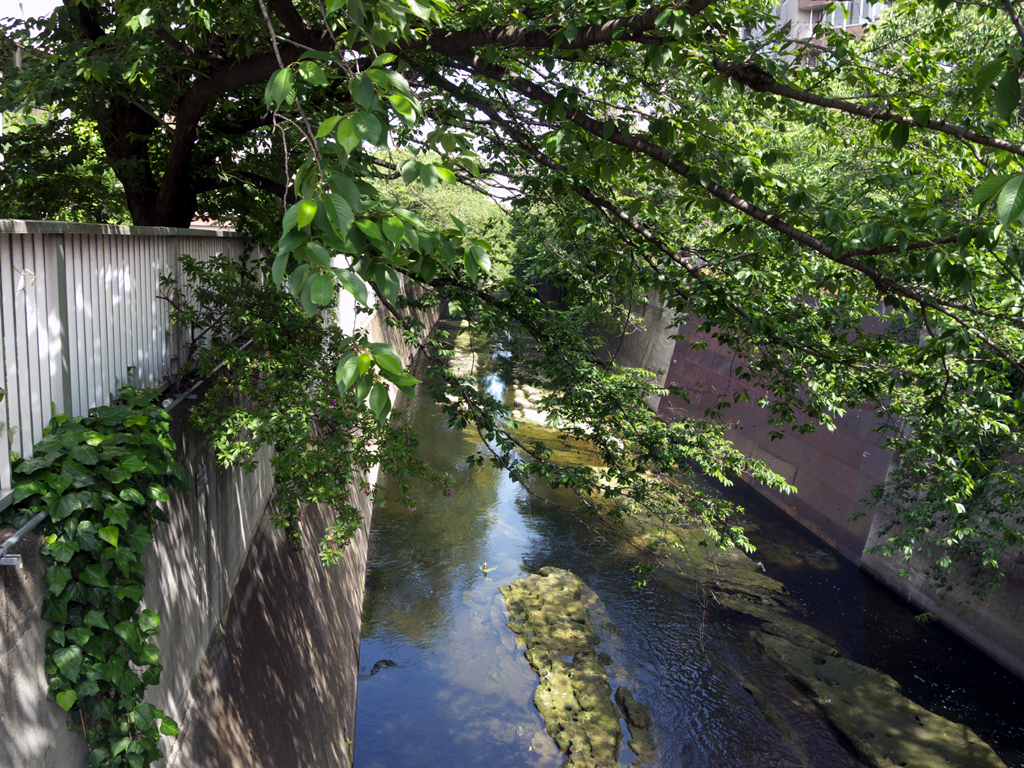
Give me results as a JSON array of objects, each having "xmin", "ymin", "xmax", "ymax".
[{"xmin": 354, "ymin": 370, "xmax": 1024, "ymax": 767}]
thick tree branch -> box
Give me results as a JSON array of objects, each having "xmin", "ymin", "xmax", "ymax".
[{"xmin": 712, "ymin": 58, "xmax": 1024, "ymax": 159}]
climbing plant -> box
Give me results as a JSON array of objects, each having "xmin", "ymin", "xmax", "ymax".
[
  {"xmin": 161, "ymin": 252, "xmax": 449, "ymax": 564},
  {"xmin": 3, "ymin": 388, "xmax": 187, "ymax": 767}
]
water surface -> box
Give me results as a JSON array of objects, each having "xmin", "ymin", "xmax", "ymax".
[{"xmin": 356, "ymin": 374, "xmax": 1024, "ymax": 767}]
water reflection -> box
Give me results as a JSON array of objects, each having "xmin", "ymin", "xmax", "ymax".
[{"xmin": 356, "ymin": 374, "xmax": 1022, "ymax": 767}]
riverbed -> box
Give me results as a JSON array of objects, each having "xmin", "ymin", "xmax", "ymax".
[{"xmin": 354, "ymin": 371, "xmax": 1024, "ymax": 767}]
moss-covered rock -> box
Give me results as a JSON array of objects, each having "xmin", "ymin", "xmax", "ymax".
[
  {"xmin": 501, "ymin": 567, "xmax": 624, "ymax": 768},
  {"xmin": 614, "ymin": 686, "xmax": 657, "ymax": 766},
  {"xmin": 754, "ymin": 633, "xmax": 1008, "ymax": 768}
]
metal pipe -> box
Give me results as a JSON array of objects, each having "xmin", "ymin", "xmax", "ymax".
[
  {"xmin": 0, "ymin": 511, "xmax": 48, "ymax": 566},
  {"xmin": 164, "ymin": 338, "xmax": 255, "ymax": 412}
]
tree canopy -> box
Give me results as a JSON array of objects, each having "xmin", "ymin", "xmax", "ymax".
[{"xmin": 3, "ymin": 0, "xmax": 1024, "ymax": 595}]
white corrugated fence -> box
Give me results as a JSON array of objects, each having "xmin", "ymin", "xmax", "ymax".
[{"xmin": 0, "ymin": 220, "xmax": 251, "ymax": 510}]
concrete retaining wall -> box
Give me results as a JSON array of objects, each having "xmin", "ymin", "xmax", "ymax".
[
  {"xmin": 605, "ymin": 301, "xmax": 1024, "ymax": 681},
  {"xmin": 603, "ymin": 304, "xmax": 890, "ymax": 563}
]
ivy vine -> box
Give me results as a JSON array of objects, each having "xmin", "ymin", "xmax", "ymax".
[{"xmin": 3, "ymin": 387, "xmax": 188, "ymax": 767}]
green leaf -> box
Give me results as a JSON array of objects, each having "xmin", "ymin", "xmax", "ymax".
[
  {"xmin": 310, "ymin": 273, "xmax": 335, "ymax": 305},
  {"xmin": 52, "ymin": 645, "xmax": 83, "ymax": 681},
  {"xmin": 160, "ymin": 717, "xmax": 180, "ymax": 736},
  {"xmin": 104, "ymin": 503, "xmax": 131, "ymax": 530},
  {"xmin": 66, "ymin": 627, "xmax": 92, "ymax": 646},
  {"xmin": 42, "ymin": 593, "xmax": 70, "ymax": 623},
  {"xmin": 17, "ymin": 454, "xmax": 55, "ymax": 473},
  {"xmin": 336, "ymin": 352, "xmax": 360, "ymax": 392},
  {"xmin": 139, "ymin": 609, "xmax": 161, "ymax": 635},
  {"xmin": 44, "ymin": 565, "xmax": 72, "ymax": 595},
  {"xmin": 316, "ymin": 115, "xmax": 343, "ymax": 138},
  {"xmin": 83, "ymin": 609, "xmax": 110, "ymax": 629},
  {"xmin": 357, "ymin": 353, "xmax": 372, "ymax": 376},
  {"xmin": 382, "ymin": 216, "xmax": 405, "ymax": 244},
  {"xmin": 307, "ymin": 242, "xmax": 333, "ymax": 268},
  {"xmin": 79, "ymin": 563, "xmax": 110, "ymax": 588},
  {"xmin": 147, "ymin": 483, "xmax": 170, "ymax": 502},
  {"xmin": 355, "ymin": 376, "xmax": 372, "ymax": 404},
  {"xmin": 377, "ymin": 264, "xmax": 401, "ymax": 305},
  {"xmin": 129, "ymin": 524, "xmax": 154, "ymax": 553},
  {"xmin": 350, "ymin": 73, "xmax": 378, "ymax": 112},
  {"xmin": 436, "ymin": 166, "xmax": 456, "ymax": 184},
  {"xmin": 329, "ymin": 173, "xmax": 362, "ymax": 212},
  {"xmin": 54, "ymin": 491, "xmax": 84, "ymax": 522},
  {"xmin": 368, "ymin": 383, "xmax": 392, "ymax": 423},
  {"xmin": 464, "ymin": 249, "xmax": 479, "ymax": 282},
  {"xmin": 388, "ymin": 92, "xmax": 416, "ymax": 120},
  {"xmin": 325, "ymin": 193, "xmax": 354, "ymax": 238},
  {"xmin": 337, "ymin": 118, "xmax": 361, "ymax": 153},
  {"xmin": 120, "ymin": 487, "xmax": 146, "ymax": 506},
  {"xmin": 271, "ymin": 251, "xmax": 290, "ymax": 286},
  {"xmin": 114, "ymin": 620, "xmax": 142, "ymax": 649},
  {"xmin": 333, "ymin": 267, "xmax": 370, "ymax": 306},
  {"xmin": 910, "ymin": 106, "xmax": 930, "ymax": 127},
  {"xmin": 996, "ymin": 175, "xmax": 1024, "ymax": 226},
  {"xmin": 131, "ymin": 700, "xmax": 157, "ymax": 731},
  {"xmin": 283, "ymin": 201, "xmax": 303, "ymax": 232},
  {"xmin": 889, "ymin": 122, "xmax": 910, "ymax": 151},
  {"xmin": 356, "ymin": 219, "xmax": 383, "ymax": 241},
  {"xmin": 372, "ymin": 350, "xmax": 405, "ymax": 376},
  {"xmin": 47, "ymin": 625, "xmax": 66, "ymax": 646},
  {"xmin": 372, "ymin": 52, "xmax": 397, "ymax": 67},
  {"xmin": 297, "ymin": 200, "xmax": 318, "ymax": 230},
  {"xmin": 289, "ymin": 263, "xmax": 309, "ymax": 298},
  {"xmin": 113, "ymin": 546, "xmax": 137, "ymax": 576},
  {"xmin": 995, "ymin": 68, "xmax": 1022, "ymax": 121},
  {"xmin": 972, "ymin": 174, "xmax": 1011, "ymax": 208},
  {"xmin": 47, "ymin": 540, "xmax": 80, "ymax": 564},
  {"xmin": 111, "ymin": 737, "xmax": 131, "ymax": 757},
  {"xmin": 56, "ymin": 690, "xmax": 77, "ymax": 712},
  {"xmin": 97, "ymin": 526, "xmax": 119, "ymax": 548},
  {"xmin": 419, "ymin": 163, "xmax": 439, "ymax": 189},
  {"xmin": 264, "ymin": 68, "xmax": 295, "ymax": 109},
  {"xmin": 471, "ymin": 245, "xmax": 491, "ymax": 274},
  {"xmin": 300, "ymin": 274, "xmax": 317, "ymax": 316},
  {"xmin": 298, "ymin": 60, "xmax": 329, "ymax": 86},
  {"xmin": 401, "ymin": 159, "xmax": 419, "ymax": 185},
  {"xmin": 353, "ymin": 112, "xmax": 382, "ymax": 145}
]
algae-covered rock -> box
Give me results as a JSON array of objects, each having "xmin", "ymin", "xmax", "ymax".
[
  {"xmin": 500, "ymin": 567, "xmax": 623, "ymax": 768},
  {"xmin": 719, "ymin": 595, "xmax": 843, "ymax": 658},
  {"xmin": 755, "ymin": 633, "xmax": 1008, "ymax": 768},
  {"xmin": 614, "ymin": 687, "xmax": 656, "ymax": 766},
  {"xmin": 614, "ymin": 687, "xmax": 652, "ymax": 729}
]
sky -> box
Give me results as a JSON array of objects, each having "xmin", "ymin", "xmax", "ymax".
[{"xmin": 9, "ymin": 1, "xmax": 60, "ymax": 21}]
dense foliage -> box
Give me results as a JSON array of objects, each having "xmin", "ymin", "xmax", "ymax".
[
  {"xmin": 2, "ymin": 390, "xmax": 185, "ymax": 767},
  {"xmin": 162, "ymin": 252, "xmax": 449, "ymax": 564},
  {"xmin": 2, "ymin": 0, "xmax": 1023, "ymax": 596}
]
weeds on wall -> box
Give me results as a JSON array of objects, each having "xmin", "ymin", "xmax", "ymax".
[{"xmin": 3, "ymin": 388, "xmax": 187, "ymax": 767}]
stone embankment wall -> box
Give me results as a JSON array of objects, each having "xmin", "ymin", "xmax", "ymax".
[
  {"xmin": 603, "ymin": 299, "xmax": 1024, "ymax": 681},
  {"xmin": 0, "ymin": 299, "xmax": 439, "ymax": 768}
]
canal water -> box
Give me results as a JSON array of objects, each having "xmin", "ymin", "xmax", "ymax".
[{"xmin": 354, "ymin": 372, "xmax": 1024, "ymax": 767}]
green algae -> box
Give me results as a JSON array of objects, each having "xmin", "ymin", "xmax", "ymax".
[
  {"xmin": 615, "ymin": 505, "xmax": 1008, "ymax": 768},
  {"xmin": 754, "ymin": 633, "xmax": 1009, "ymax": 768},
  {"xmin": 501, "ymin": 567, "xmax": 656, "ymax": 768}
]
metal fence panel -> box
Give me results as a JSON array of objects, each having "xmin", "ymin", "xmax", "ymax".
[{"xmin": 0, "ymin": 221, "xmax": 251, "ymax": 509}]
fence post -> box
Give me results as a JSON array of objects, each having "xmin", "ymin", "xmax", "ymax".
[{"xmin": 47, "ymin": 233, "xmax": 73, "ymax": 415}]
